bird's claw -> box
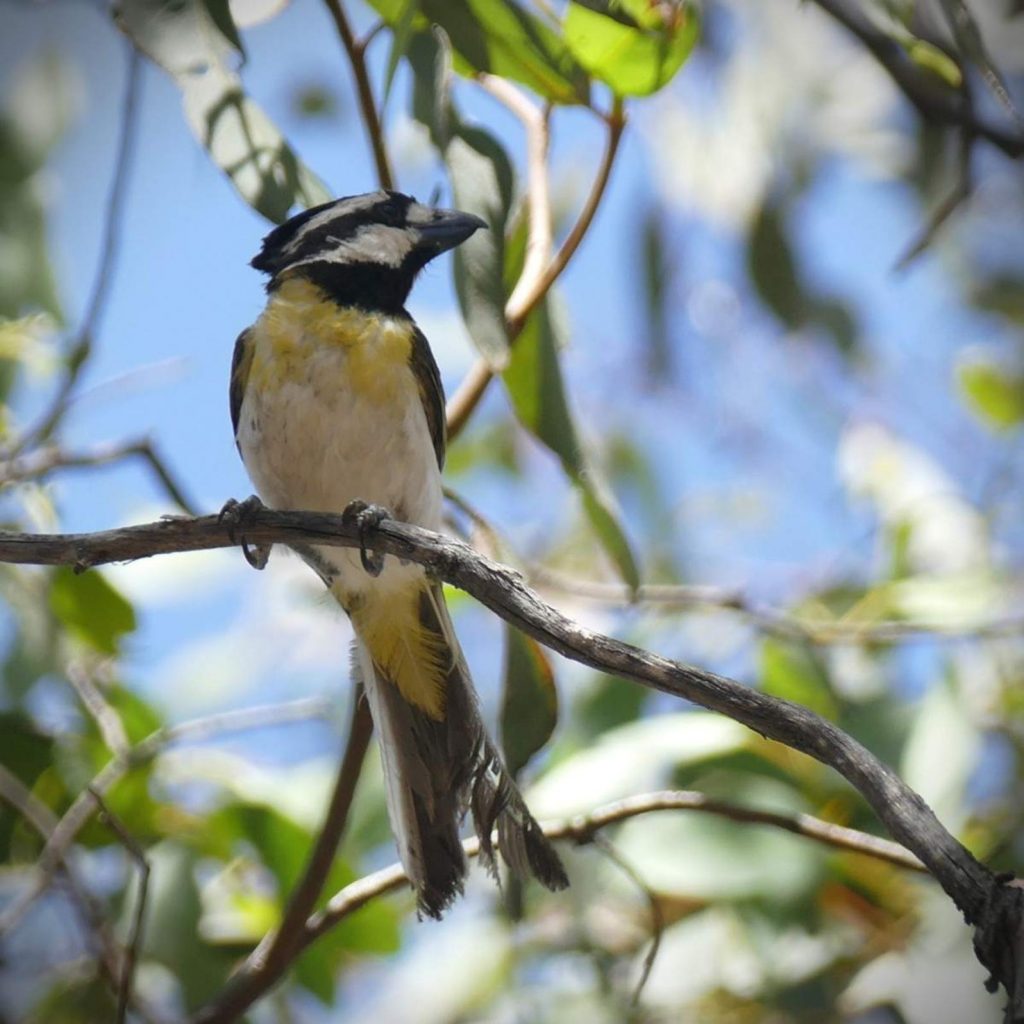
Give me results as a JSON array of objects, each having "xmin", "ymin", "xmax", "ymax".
[
  {"xmin": 343, "ymin": 499, "xmax": 391, "ymax": 578},
  {"xmin": 219, "ymin": 495, "xmax": 271, "ymax": 571}
]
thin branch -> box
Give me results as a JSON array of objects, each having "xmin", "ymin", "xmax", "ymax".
[
  {"xmin": 188, "ymin": 787, "xmax": 925, "ymax": 1023},
  {"xmin": 322, "ymin": 0, "xmax": 395, "ymax": 190},
  {"xmin": 0, "ymin": 509, "xmax": 1019, "ymax": 1007},
  {"xmin": 10, "ymin": 45, "xmax": 143, "ymax": 456},
  {"xmin": 477, "ymin": 74, "xmax": 553, "ymax": 322},
  {"xmin": 192, "ymin": 695, "xmax": 373, "ymax": 1024},
  {"xmin": 0, "ymin": 437, "xmax": 198, "ymax": 515},
  {"xmin": 590, "ymin": 833, "xmax": 664, "ymax": 1007},
  {"xmin": 67, "ymin": 662, "xmax": 129, "ymax": 757},
  {"xmin": 0, "ymin": 697, "xmax": 330, "ymax": 936},
  {"xmin": 810, "ymin": 0, "xmax": 1024, "ymax": 158},
  {"xmin": 0, "ymin": 766, "xmax": 164, "ymax": 1024},
  {"xmin": 88, "ymin": 787, "xmax": 150, "ymax": 1024},
  {"xmin": 446, "ymin": 99, "xmax": 627, "ymax": 440},
  {"xmin": 529, "ymin": 566, "xmax": 1024, "ymax": 645}
]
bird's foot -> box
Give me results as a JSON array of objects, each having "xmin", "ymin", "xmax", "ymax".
[
  {"xmin": 219, "ymin": 495, "xmax": 271, "ymax": 571},
  {"xmin": 343, "ymin": 499, "xmax": 391, "ymax": 578}
]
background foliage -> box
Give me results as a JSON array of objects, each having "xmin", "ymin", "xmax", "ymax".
[{"xmin": 1, "ymin": 0, "xmax": 1023, "ymax": 1021}]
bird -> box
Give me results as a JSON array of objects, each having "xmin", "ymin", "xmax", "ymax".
[{"xmin": 229, "ymin": 190, "xmax": 569, "ymax": 918}]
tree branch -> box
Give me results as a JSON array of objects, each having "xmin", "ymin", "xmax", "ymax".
[
  {"xmin": 0, "ymin": 507, "xmax": 1019, "ymax": 1015},
  {"xmin": 9, "ymin": 44, "xmax": 143, "ymax": 456},
  {"xmin": 191, "ymin": 695, "xmax": 373, "ymax": 1024},
  {"xmin": 322, "ymin": 0, "xmax": 395, "ymax": 190},
  {"xmin": 446, "ymin": 99, "xmax": 626, "ymax": 440},
  {"xmin": 811, "ymin": 0, "xmax": 1024, "ymax": 158}
]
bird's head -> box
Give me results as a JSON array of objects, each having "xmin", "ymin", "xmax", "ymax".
[{"xmin": 251, "ymin": 190, "xmax": 486, "ymax": 312}]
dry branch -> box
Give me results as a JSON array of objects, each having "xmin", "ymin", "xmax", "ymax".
[{"xmin": 0, "ymin": 507, "xmax": 1020, "ymax": 1018}]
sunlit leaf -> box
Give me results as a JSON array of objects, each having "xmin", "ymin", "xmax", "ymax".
[
  {"xmin": 500, "ymin": 624, "xmax": 558, "ymax": 776},
  {"xmin": 564, "ymin": 0, "xmax": 698, "ymax": 97},
  {"xmin": 958, "ymin": 359, "xmax": 1024, "ymax": 429},
  {"xmin": 504, "ymin": 295, "xmax": 640, "ymax": 587},
  {"xmin": 117, "ymin": 0, "xmax": 331, "ymax": 222},
  {"xmin": 372, "ymin": 0, "xmax": 590, "ymax": 104},
  {"xmin": 49, "ymin": 566, "xmax": 136, "ymax": 655}
]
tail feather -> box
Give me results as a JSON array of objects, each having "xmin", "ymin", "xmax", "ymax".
[{"xmin": 351, "ymin": 581, "xmax": 567, "ymax": 917}]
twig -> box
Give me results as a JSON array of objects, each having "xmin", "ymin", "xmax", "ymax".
[
  {"xmin": 810, "ymin": 0, "xmax": 1024, "ymax": 158},
  {"xmin": 0, "ymin": 510, "xmax": 1019, "ymax": 1008},
  {"xmin": 529, "ymin": 566, "xmax": 1024, "ymax": 645},
  {"xmin": 477, "ymin": 74, "xmax": 553, "ymax": 322},
  {"xmin": 0, "ymin": 437, "xmax": 198, "ymax": 515},
  {"xmin": 590, "ymin": 834, "xmax": 663, "ymax": 1007},
  {"xmin": 10, "ymin": 45, "xmax": 142, "ymax": 456},
  {"xmin": 0, "ymin": 766, "xmax": 164, "ymax": 1024},
  {"xmin": 322, "ymin": 0, "xmax": 395, "ymax": 190},
  {"xmin": 191, "ymin": 695, "xmax": 373, "ymax": 1024},
  {"xmin": 67, "ymin": 662, "xmax": 129, "ymax": 756},
  {"xmin": 189, "ymin": 787, "xmax": 924, "ymax": 1023},
  {"xmin": 88, "ymin": 786, "xmax": 150, "ymax": 1024},
  {"xmin": 0, "ymin": 697, "xmax": 330, "ymax": 936},
  {"xmin": 446, "ymin": 99, "xmax": 627, "ymax": 439}
]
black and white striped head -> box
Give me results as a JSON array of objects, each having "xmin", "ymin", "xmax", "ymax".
[{"xmin": 251, "ymin": 190, "xmax": 485, "ymax": 312}]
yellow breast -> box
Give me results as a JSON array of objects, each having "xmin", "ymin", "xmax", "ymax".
[{"xmin": 250, "ymin": 277, "xmax": 414, "ymax": 403}]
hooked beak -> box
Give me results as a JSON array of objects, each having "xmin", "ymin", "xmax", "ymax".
[{"xmin": 414, "ymin": 209, "xmax": 488, "ymax": 255}]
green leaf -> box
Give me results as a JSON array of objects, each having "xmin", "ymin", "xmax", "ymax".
[
  {"xmin": 504, "ymin": 295, "xmax": 640, "ymax": 587},
  {"xmin": 500, "ymin": 624, "xmax": 558, "ymax": 776},
  {"xmin": 564, "ymin": 0, "xmax": 698, "ymax": 97},
  {"xmin": 382, "ymin": 0, "xmax": 421, "ymax": 105},
  {"xmin": 760, "ymin": 638, "xmax": 838, "ymax": 720},
  {"xmin": 972, "ymin": 275, "xmax": 1024, "ymax": 324},
  {"xmin": 905, "ymin": 38, "xmax": 962, "ymax": 87},
  {"xmin": 408, "ymin": 31, "xmax": 513, "ymax": 369},
  {"xmin": 958, "ymin": 359, "xmax": 1024, "ymax": 429},
  {"xmin": 0, "ymin": 712, "xmax": 54, "ymax": 860},
  {"xmin": 49, "ymin": 566, "xmax": 136, "ymax": 655},
  {"xmin": 747, "ymin": 200, "xmax": 805, "ymax": 329},
  {"xmin": 117, "ymin": 0, "xmax": 330, "ymax": 223},
  {"xmin": 373, "ymin": 0, "xmax": 590, "ymax": 104}
]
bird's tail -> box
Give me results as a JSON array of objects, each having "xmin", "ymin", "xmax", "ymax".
[{"xmin": 342, "ymin": 578, "xmax": 568, "ymax": 918}]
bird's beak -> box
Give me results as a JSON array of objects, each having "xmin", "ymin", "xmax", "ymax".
[{"xmin": 414, "ymin": 209, "xmax": 488, "ymax": 255}]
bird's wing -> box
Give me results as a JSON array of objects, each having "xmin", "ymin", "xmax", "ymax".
[
  {"xmin": 229, "ymin": 327, "xmax": 254, "ymax": 443},
  {"xmin": 409, "ymin": 324, "xmax": 447, "ymax": 471}
]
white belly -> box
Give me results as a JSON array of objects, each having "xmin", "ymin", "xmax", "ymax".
[{"xmin": 235, "ymin": 327, "xmax": 443, "ymax": 597}]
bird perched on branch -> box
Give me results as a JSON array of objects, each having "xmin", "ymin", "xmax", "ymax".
[{"xmin": 228, "ymin": 190, "xmax": 568, "ymax": 917}]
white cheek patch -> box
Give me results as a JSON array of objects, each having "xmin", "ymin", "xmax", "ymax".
[{"xmin": 320, "ymin": 224, "xmax": 414, "ymax": 268}]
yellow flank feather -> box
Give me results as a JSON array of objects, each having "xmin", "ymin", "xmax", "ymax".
[
  {"xmin": 250, "ymin": 277, "xmax": 415, "ymax": 404},
  {"xmin": 345, "ymin": 584, "xmax": 451, "ymax": 721}
]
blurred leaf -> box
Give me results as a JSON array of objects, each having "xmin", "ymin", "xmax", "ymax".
[
  {"xmin": 504, "ymin": 295, "xmax": 640, "ymax": 586},
  {"xmin": 26, "ymin": 975, "xmax": 116, "ymax": 1024},
  {"xmin": 408, "ymin": 31, "xmax": 513, "ymax": 369},
  {"xmin": 900, "ymin": 676, "xmax": 978, "ymax": 830},
  {"xmin": 529, "ymin": 712, "xmax": 750, "ymax": 816},
  {"xmin": 748, "ymin": 200, "xmax": 804, "ymax": 329},
  {"xmin": 564, "ymin": 0, "xmax": 698, "ymax": 97},
  {"xmin": 203, "ymin": 0, "xmax": 246, "ymax": 57},
  {"xmin": 49, "ymin": 566, "xmax": 136, "ymax": 655},
  {"xmin": 574, "ymin": 671, "xmax": 647, "ymax": 738},
  {"xmin": 142, "ymin": 841, "xmax": 238, "ymax": 1009},
  {"xmin": 373, "ymin": 0, "xmax": 590, "ymax": 104},
  {"xmin": 958, "ymin": 359, "xmax": 1024, "ymax": 429},
  {"xmin": 972, "ymin": 275, "xmax": 1024, "ymax": 324},
  {"xmin": 760, "ymin": 638, "xmax": 838, "ymax": 720},
  {"xmin": 383, "ymin": 0, "xmax": 420, "ymax": 104},
  {"xmin": 0, "ymin": 711, "xmax": 54, "ymax": 859},
  {"xmin": 905, "ymin": 38, "xmax": 962, "ymax": 87},
  {"xmin": 640, "ymin": 203, "xmax": 673, "ymax": 380},
  {"xmin": 500, "ymin": 625, "xmax": 558, "ymax": 776},
  {"xmin": 7, "ymin": 53, "xmax": 80, "ymax": 171},
  {"xmin": 117, "ymin": 0, "xmax": 331, "ymax": 223}
]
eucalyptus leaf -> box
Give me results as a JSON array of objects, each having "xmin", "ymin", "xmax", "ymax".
[
  {"xmin": 500, "ymin": 624, "xmax": 558, "ymax": 777},
  {"xmin": 958, "ymin": 360, "xmax": 1024, "ymax": 430},
  {"xmin": 504, "ymin": 294, "xmax": 640, "ymax": 587},
  {"xmin": 117, "ymin": 0, "xmax": 330, "ymax": 222},
  {"xmin": 564, "ymin": 0, "xmax": 698, "ymax": 97},
  {"xmin": 49, "ymin": 566, "xmax": 136, "ymax": 655}
]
